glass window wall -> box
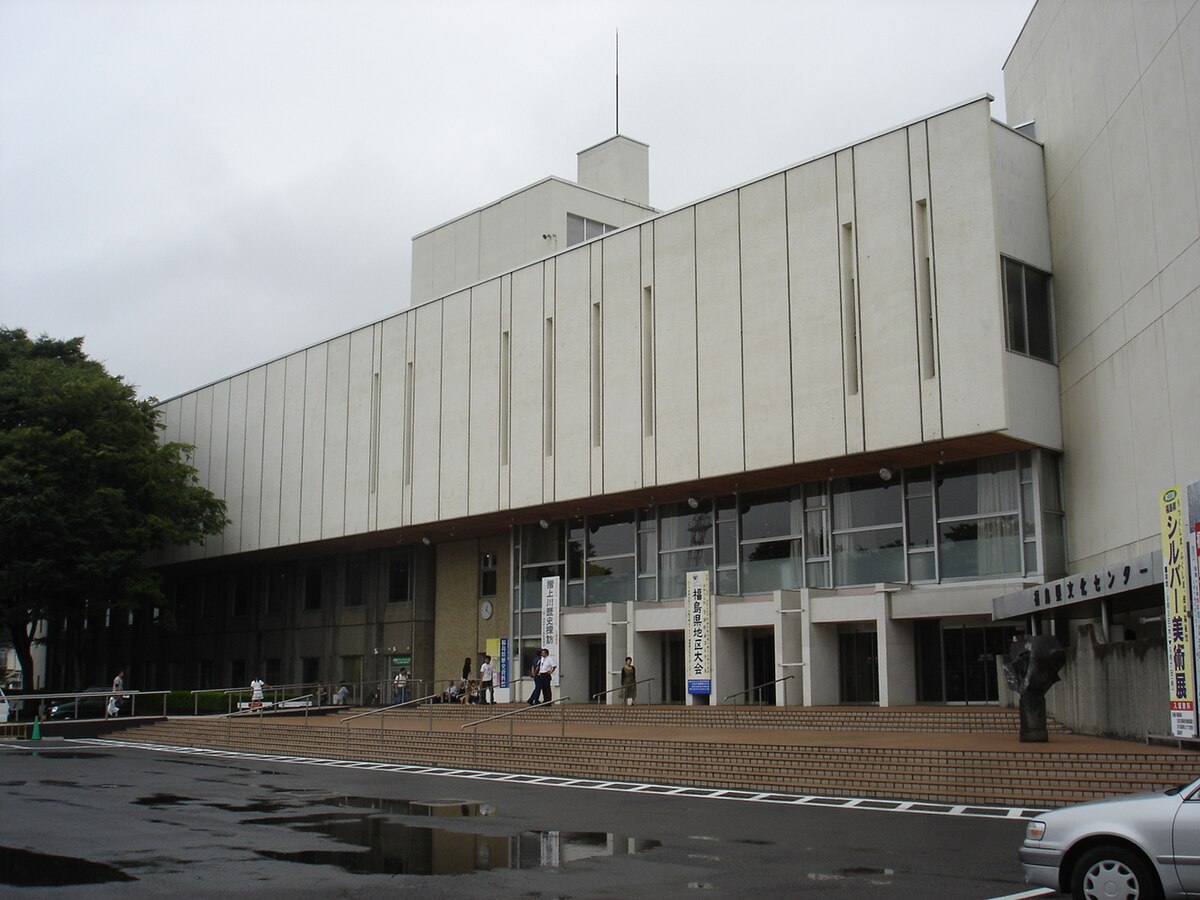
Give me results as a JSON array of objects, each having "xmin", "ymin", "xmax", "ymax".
[
  {"xmin": 507, "ymin": 450, "xmax": 1063, "ymax": 613},
  {"xmin": 739, "ymin": 488, "xmax": 803, "ymax": 593},
  {"xmin": 832, "ymin": 475, "xmax": 904, "ymax": 584}
]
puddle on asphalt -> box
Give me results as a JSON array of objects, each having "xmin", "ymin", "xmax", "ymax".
[
  {"xmin": 123, "ymin": 790, "xmax": 659, "ymax": 877},
  {"xmin": 256, "ymin": 824, "xmax": 660, "ymax": 876},
  {"xmin": 0, "ymin": 846, "xmax": 136, "ymax": 886},
  {"xmin": 4, "ymin": 751, "xmax": 110, "ymax": 760}
]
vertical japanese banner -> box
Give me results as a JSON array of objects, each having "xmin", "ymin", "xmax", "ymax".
[
  {"xmin": 686, "ymin": 571, "xmax": 712, "ymax": 695},
  {"xmin": 1161, "ymin": 486, "xmax": 1197, "ymax": 738},
  {"xmin": 541, "ymin": 576, "xmax": 560, "ymax": 687},
  {"xmin": 1188, "ymin": 482, "xmax": 1200, "ymax": 698},
  {"xmin": 487, "ymin": 638, "xmax": 505, "ymax": 688}
]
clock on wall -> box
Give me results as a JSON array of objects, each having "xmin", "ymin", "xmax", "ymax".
[{"xmin": 480, "ymin": 600, "xmax": 494, "ymax": 620}]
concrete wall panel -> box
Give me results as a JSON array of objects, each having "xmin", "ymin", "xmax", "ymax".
[
  {"xmin": 344, "ymin": 326, "xmax": 375, "ymax": 535},
  {"xmin": 853, "ymin": 129, "xmax": 922, "ymax": 451},
  {"xmin": 926, "ymin": 100, "xmax": 1007, "ymax": 437},
  {"xmin": 694, "ymin": 192, "xmax": 744, "ymax": 478},
  {"xmin": 508, "ymin": 265, "xmax": 544, "ymax": 509},
  {"xmin": 553, "ymin": 246, "xmax": 592, "ymax": 500},
  {"xmin": 376, "ymin": 315, "xmax": 408, "ymax": 530},
  {"xmin": 836, "ymin": 148, "xmax": 865, "ymax": 454},
  {"xmin": 439, "ymin": 291, "xmax": 472, "ymax": 520},
  {"xmin": 410, "ymin": 304, "xmax": 443, "ymax": 525},
  {"xmin": 241, "ymin": 366, "xmax": 267, "ymax": 551},
  {"xmin": 739, "ymin": 174, "xmax": 793, "ymax": 470},
  {"xmin": 299, "ymin": 344, "xmax": 327, "ymax": 543},
  {"xmin": 468, "ymin": 282, "xmax": 501, "ymax": 515},
  {"xmin": 786, "ymin": 156, "xmax": 846, "ymax": 462},
  {"xmin": 279, "ymin": 351, "xmax": 306, "ymax": 544},
  {"xmin": 260, "ymin": 359, "xmax": 286, "ymax": 549},
  {"xmin": 600, "ymin": 229, "xmax": 643, "ymax": 494},
  {"xmin": 224, "ymin": 373, "xmax": 248, "ymax": 552},
  {"xmin": 206, "ymin": 380, "xmax": 230, "ymax": 558},
  {"xmin": 652, "ymin": 208, "xmax": 699, "ymax": 484},
  {"xmin": 321, "ymin": 335, "xmax": 350, "ymax": 539}
]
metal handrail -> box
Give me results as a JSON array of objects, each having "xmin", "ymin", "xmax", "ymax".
[
  {"xmin": 10, "ymin": 689, "xmax": 171, "ymax": 720},
  {"xmin": 723, "ymin": 675, "xmax": 794, "ymax": 725},
  {"xmin": 591, "ymin": 677, "xmax": 656, "ymax": 722},
  {"xmin": 226, "ymin": 692, "xmax": 312, "ymax": 717},
  {"xmin": 339, "ymin": 694, "xmax": 441, "ymax": 750},
  {"xmin": 723, "ymin": 675, "xmax": 794, "ymax": 705},
  {"xmin": 460, "ymin": 696, "xmax": 572, "ymax": 761}
]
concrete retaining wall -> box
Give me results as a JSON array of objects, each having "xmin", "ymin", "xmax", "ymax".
[{"xmin": 1001, "ymin": 627, "xmax": 1168, "ymax": 740}]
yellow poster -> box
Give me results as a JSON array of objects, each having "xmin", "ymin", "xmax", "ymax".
[{"xmin": 1161, "ymin": 486, "xmax": 1196, "ymax": 738}]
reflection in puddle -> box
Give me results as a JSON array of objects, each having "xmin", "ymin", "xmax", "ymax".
[
  {"xmin": 133, "ymin": 793, "xmax": 198, "ymax": 807},
  {"xmin": 5, "ymin": 751, "xmax": 110, "ymax": 760},
  {"xmin": 257, "ymin": 823, "xmax": 659, "ymax": 876},
  {"xmin": 0, "ymin": 846, "xmax": 136, "ymax": 886}
]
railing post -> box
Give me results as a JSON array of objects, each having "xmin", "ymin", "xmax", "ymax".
[
  {"xmin": 560, "ymin": 700, "xmax": 566, "ymax": 739},
  {"xmin": 194, "ymin": 693, "xmax": 199, "ymax": 717}
]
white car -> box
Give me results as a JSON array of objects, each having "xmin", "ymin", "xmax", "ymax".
[{"xmin": 1020, "ymin": 777, "xmax": 1200, "ymax": 899}]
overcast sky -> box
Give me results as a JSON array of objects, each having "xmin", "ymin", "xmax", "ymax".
[{"xmin": 1, "ymin": 0, "xmax": 1035, "ymax": 401}]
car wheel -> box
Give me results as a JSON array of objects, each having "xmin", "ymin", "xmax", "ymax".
[{"xmin": 1071, "ymin": 844, "xmax": 1160, "ymax": 900}]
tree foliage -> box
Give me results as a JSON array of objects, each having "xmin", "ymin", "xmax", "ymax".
[{"xmin": 0, "ymin": 328, "xmax": 227, "ymax": 686}]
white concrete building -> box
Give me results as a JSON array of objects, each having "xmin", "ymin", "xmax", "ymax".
[{"xmin": 55, "ymin": 1, "xmax": 1200, "ymax": 725}]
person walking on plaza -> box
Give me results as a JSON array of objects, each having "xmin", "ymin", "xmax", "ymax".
[
  {"xmin": 462, "ymin": 656, "xmax": 473, "ymax": 682},
  {"xmin": 620, "ymin": 657, "xmax": 637, "ymax": 705},
  {"xmin": 527, "ymin": 648, "xmax": 556, "ymax": 705},
  {"xmin": 107, "ymin": 670, "xmax": 125, "ymax": 718},
  {"xmin": 250, "ymin": 677, "xmax": 266, "ymax": 709},
  {"xmin": 479, "ymin": 655, "xmax": 494, "ymax": 704}
]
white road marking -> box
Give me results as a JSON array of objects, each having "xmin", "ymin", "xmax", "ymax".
[{"xmin": 64, "ymin": 738, "xmax": 1048, "ymax": 821}]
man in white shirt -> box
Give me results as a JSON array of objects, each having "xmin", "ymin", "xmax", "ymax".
[
  {"xmin": 479, "ymin": 656, "xmax": 494, "ymax": 704},
  {"xmin": 527, "ymin": 648, "xmax": 557, "ymax": 705}
]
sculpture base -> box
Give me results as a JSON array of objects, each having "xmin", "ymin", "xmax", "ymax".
[{"xmin": 1018, "ymin": 692, "xmax": 1050, "ymax": 743}]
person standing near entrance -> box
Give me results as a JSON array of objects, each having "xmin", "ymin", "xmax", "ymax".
[
  {"xmin": 393, "ymin": 668, "xmax": 409, "ymax": 704},
  {"xmin": 479, "ymin": 656, "xmax": 494, "ymax": 704},
  {"xmin": 620, "ymin": 657, "xmax": 637, "ymax": 705}
]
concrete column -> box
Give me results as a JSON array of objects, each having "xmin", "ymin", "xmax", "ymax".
[{"xmin": 877, "ymin": 592, "xmax": 916, "ymax": 706}]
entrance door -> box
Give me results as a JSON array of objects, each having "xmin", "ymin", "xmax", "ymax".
[
  {"xmin": 662, "ymin": 633, "xmax": 685, "ymax": 703},
  {"xmin": 587, "ymin": 639, "xmax": 606, "ymax": 703},
  {"xmin": 941, "ymin": 626, "xmax": 1013, "ymax": 703},
  {"xmin": 746, "ymin": 629, "xmax": 776, "ymax": 704},
  {"xmin": 838, "ymin": 631, "xmax": 879, "ymax": 704}
]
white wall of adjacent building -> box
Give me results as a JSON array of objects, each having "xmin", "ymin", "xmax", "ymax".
[{"xmin": 1004, "ymin": 0, "xmax": 1200, "ymax": 572}]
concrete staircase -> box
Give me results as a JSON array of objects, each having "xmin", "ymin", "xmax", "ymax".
[{"xmin": 112, "ymin": 705, "xmax": 1200, "ymax": 810}]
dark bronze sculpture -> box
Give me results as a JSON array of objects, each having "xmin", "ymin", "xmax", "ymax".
[{"xmin": 1003, "ymin": 635, "xmax": 1067, "ymax": 742}]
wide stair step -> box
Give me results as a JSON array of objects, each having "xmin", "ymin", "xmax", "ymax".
[{"xmin": 106, "ymin": 706, "xmax": 1196, "ymax": 809}]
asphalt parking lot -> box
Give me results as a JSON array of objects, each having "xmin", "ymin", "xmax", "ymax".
[{"xmin": 0, "ymin": 739, "xmax": 1043, "ymax": 898}]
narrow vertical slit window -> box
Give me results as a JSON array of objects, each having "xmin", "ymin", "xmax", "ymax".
[
  {"xmin": 641, "ymin": 286, "xmax": 655, "ymax": 438},
  {"xmin": 369, "ymin": 372, "xmax": 381, "ymax": 493},
  {"xmin": 543, "ymin": 317, "xmax": 555, "ymax": 457},
  {"xmin": 403, "ymin": 361, "xmax": 415, "ymax": 486},
  {"xmin": 591, "ymin": 302, "xmax": 602, "ymax": 448},
  {"xmin": 914, "ymin": 200, "xmax": 935, "ymax": 379},
  {"xmin": 500, "ymin": 330, "xmax": 511, "ymax": 466},
  {"xmin": 841, "ymin": 223, "xmax": 859, "ymax": 395}
]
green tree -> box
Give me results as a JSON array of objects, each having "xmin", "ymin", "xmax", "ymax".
[{"xmin": 0, "ymin": 328, "xmax": 227, "ymax": 688}]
